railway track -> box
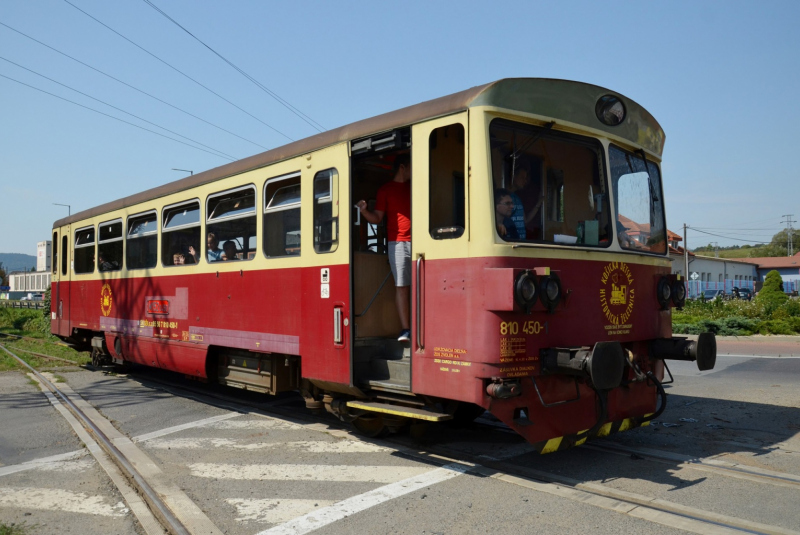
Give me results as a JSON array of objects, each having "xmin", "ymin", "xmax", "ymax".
[
  {"xmin": 4, "ymin": 342, "xmax": 798, "ymax": 535},
  {"xmin": 107, "ymin": 364, "xmax": 800, "ymax": 535}
]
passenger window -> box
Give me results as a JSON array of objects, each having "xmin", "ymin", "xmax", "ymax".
[
  {"xmin": 162, "ymin": 201, "xmax": 201, "ymax": 266},
  {"xmin": 264, "ymin": 173, "xmax": 301, "ymax": 257},
  {"xmin": 207, "ymin": 186, "xmax": 256, "ymax": 262},
  {"xmin": 61, "ymin": 235, "xmax": 68, "ymax": 276},
  {"xmin": 313, "ymin": 169, "xmax": 338, "ymax": 253},
  {"xmin": 429, "ymin": 124, "xmax": 465, "ymax": 239},
  {"xmin": 127, "ymin": 212, "xmax": 158, "ymax": 270},
  {"xmin": 73, "ymin": 226, "xmax": 95, "ymax": 274},
  {"xmin": 98, "ymin": 219, "xmax": 123, "ymax": 272}
]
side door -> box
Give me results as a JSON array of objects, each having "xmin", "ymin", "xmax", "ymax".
[
  {"xmin": 298, "ymin": 143, "xmax": 352, "ymax": 384},
  {"xmin": 410, "ymin": 113, "xmax": 469, "ymax": 391},
  {"xmin": 57, "ymin": 226, "xmax": 71, "ymax": 338}
]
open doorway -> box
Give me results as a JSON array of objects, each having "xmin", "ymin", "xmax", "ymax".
[{"xmin": 350, "ymin": 128, "xmax": 412, "ymax": 391}]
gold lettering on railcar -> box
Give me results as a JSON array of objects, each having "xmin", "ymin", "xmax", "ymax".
[
  {"xmin": 138, "ymin": 319, "xmax": 180, "ymax": 329},
  {"xmin": 433, "ymin": 347, "xmax": 468, "ymax": 360},
  {"xmin": 599, "ymin": 261, "xmax": 635, "ymax": 332},
  {"xmin": 100, "ymin": 284, "xmax": 113, "ymax": 317}
]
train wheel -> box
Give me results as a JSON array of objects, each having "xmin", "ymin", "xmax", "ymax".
[
  {"xmin": 351, "ymin": 414, "xmax": 388, "ymax": 438},
  {"xmin": 90, "ymin": 348, "xmax": 101, "ymax": 368}
]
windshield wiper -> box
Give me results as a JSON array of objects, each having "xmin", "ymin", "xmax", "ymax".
[{"xmin": 636, "ymin": 148, "xmax": 659, "ymax": 202}]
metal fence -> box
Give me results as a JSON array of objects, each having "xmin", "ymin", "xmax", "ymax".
[
  {"xmin": 686, "ymin": 279, "xmax": 799, "ymax": 299},
  {"xmin": 0, "ymin": 300, "xmax": 46, "ymax": 310}
]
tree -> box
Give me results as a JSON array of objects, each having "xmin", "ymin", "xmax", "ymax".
[
  {"xmin": 0, "ymin": 261, "xmax": 6, "ymax": 286},
  {"xmin": 756, "ymin": 270, "xmax": 788, "ymax": 315}
]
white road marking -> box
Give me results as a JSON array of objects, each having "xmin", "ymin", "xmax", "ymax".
[
  {"xmin": 227, "ymin": 498, "xmax": 336, "ymax": 524},
  {"xmin": 35, "ymin": 459, "xmax": 96, "ymax": 472},
  {"xmin": 0, "ymin": 451, "xmax": 88, "ymax": 478},
  {"xmin": 132, "ymin": 412, "xmax": 240, "ymax": 442},
  {"xmin": 0, "ymin": 487, "xmax": 129, "ymax": 517},
  {"xmin": 257, "ymin": 463, "xmax": 468, "ymax": 535},
  {"xmin": 148, "ymin": 438, "xmax": 390, "ymax": 453},
  {"xmin": 189, "ymin": 463, "xmax": 432, "ymax": 482},
  {"xmin": 206, "ymin": 419, "xmax": 304, "ymax": 431}
]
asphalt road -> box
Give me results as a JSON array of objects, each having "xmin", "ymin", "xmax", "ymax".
[{"xmin": 1, "ymin": 338, "xmax": 799, "ymax": 535}]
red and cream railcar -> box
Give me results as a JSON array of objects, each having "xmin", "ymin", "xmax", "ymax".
[{"xmin": 50, "ymin": 79, "xmax": 715, "ymax": 451}]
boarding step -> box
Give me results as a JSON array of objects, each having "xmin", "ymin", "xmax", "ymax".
[
  {"xmin": 365, "ymin": 378, "xmax": 411, "ymax": 392},
  {"xmin": 346, "ymin": 400, "xmax": 452, "ymax": 422},
  {"xmin": 370, "ymin": 357, "xmax": 410, "ymax": 383}
]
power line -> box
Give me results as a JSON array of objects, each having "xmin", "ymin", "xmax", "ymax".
[
  {"xmin": 62, "ymin": 0, "xmax": 294, "ymax": 142},
  {"xmin": 688, "ymin": 227, "xmax": 773, "ymax": 244},
  {"xmin": 0, "ymin": 21, "xmax": 268, "ymax": 151},
  {"xmin": 0, "ymin": 55, "xmax": 237, "ymax": 161},
  {"xmin": 141, "ymin": 0, "xmax": 325, "ymax": 133},
  {"xmin": 0, "ymin": 73, "xmax": 235, "ymax": 161},
  {"xmin": 690, "ymin": 226, "xmax": 778, "ymax": 231}
]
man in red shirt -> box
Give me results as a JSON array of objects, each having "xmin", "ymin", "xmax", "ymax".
[{"xmin": 356, "ymin": 153, "xmax": 412, "ymax": 342}]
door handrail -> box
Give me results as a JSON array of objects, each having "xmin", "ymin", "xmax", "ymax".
[{"xmin": 416, "ymin": 254, "xmax": 424, "ymax": 349}]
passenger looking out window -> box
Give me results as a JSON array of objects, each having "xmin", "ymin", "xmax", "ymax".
[
  {"xmin": 207, "ymin": 233, "xmax": 224, "ymax": 262},
  {"xmin": 223, "ymin": 240, "xmax": 238, "ymax": 261},
  {"xmin": 494, "ymin": 189, "xmax": 520, "ymax": 240}
]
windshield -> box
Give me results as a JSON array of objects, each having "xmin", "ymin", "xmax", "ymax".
[
  {"xmin": 609, "ymin": 145, "xmax": 666, "ymax": 254},
  {"xmin": 489, "ymin": 119, "xmax": 611, "ymax": 246}
]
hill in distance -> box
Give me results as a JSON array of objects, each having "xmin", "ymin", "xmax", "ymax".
[{"xmin": 0, "ymin": 252, "xmax": 37, "ymax": 273}]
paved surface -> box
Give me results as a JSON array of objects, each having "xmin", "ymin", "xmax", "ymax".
[{"xmin": 1, "ymin": 337, "xmax": 799, "ymax": 534}]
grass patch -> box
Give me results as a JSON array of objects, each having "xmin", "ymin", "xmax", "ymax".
[
  {"xmin": 0, "ymin": 334, "xmax": 89, "ymax": 372},
  {"xmin": 0, "ymin": 522, "xmax": 38, "ymax": 535}
]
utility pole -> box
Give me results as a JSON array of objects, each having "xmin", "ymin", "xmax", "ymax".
[
  {"xmin": 782, "ymin": 214, "xmax": 796, "ymax": 256},
  {"xmin": 713, "ymin": 241, "xmax": 719, "ymax": 258},
  {"xmin": 683, "ymin": 223, "xmax": 689, "ymax": 280}
]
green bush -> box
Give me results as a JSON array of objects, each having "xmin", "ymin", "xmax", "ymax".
[
  {"xmin": 0, "ymin": 308, "xmax": 50, "ymax": 335},
  {"xmin": 756, "ymin": 319, "xmax": 795, "ymax": 335},
  {"xmin": 674, "ymin": 274, "xmax": 799, "ymax": 336},
  {"xmin": 757, "ymin": 270, "xmax": 789, "ymax": 316}
]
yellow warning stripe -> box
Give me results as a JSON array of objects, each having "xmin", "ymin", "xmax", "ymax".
[{"xmin": 537, "ymin": 414, "xmax": 653, "ymax": 454}]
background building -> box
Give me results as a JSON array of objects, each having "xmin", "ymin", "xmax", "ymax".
[{"xmin": 2, "ymin": 240, "xmax": 52, "ymax": 300}]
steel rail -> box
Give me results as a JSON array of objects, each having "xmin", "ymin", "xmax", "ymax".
[
  {"xmin": 584, "ymin": 441, "xmax": 800, "ymax": 489},
  {"xmin": 0, "ymin": 343, "xmax": 190, "ymax": 535}
]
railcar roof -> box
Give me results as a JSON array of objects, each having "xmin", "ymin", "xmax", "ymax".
[{"xmin": 55, "ymin": 78, "xmax": 663, "ymax": 228}]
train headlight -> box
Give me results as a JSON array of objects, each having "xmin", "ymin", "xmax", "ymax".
[
  {"xmin": 514, "ymin": 270, "xmax": 538, "ymax": 314},
  {"xmin": 672, "ymin": 279, "xmax": 686, "ymax": 308},
  {"xmin": 657, "ymin": 277, "xmax": 672, "ymax": 309},
  {"xmin": 595, "ymin": 95, "xmax": 626, "ymax": 126},
  {"xmin": 539, "ymin": 275, "xmax": 562, "ymax": 312}
]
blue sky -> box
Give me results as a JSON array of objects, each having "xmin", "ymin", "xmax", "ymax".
[{"xmin": 2, "ymin": 0, "xmax": 798, "ymax": 255}]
